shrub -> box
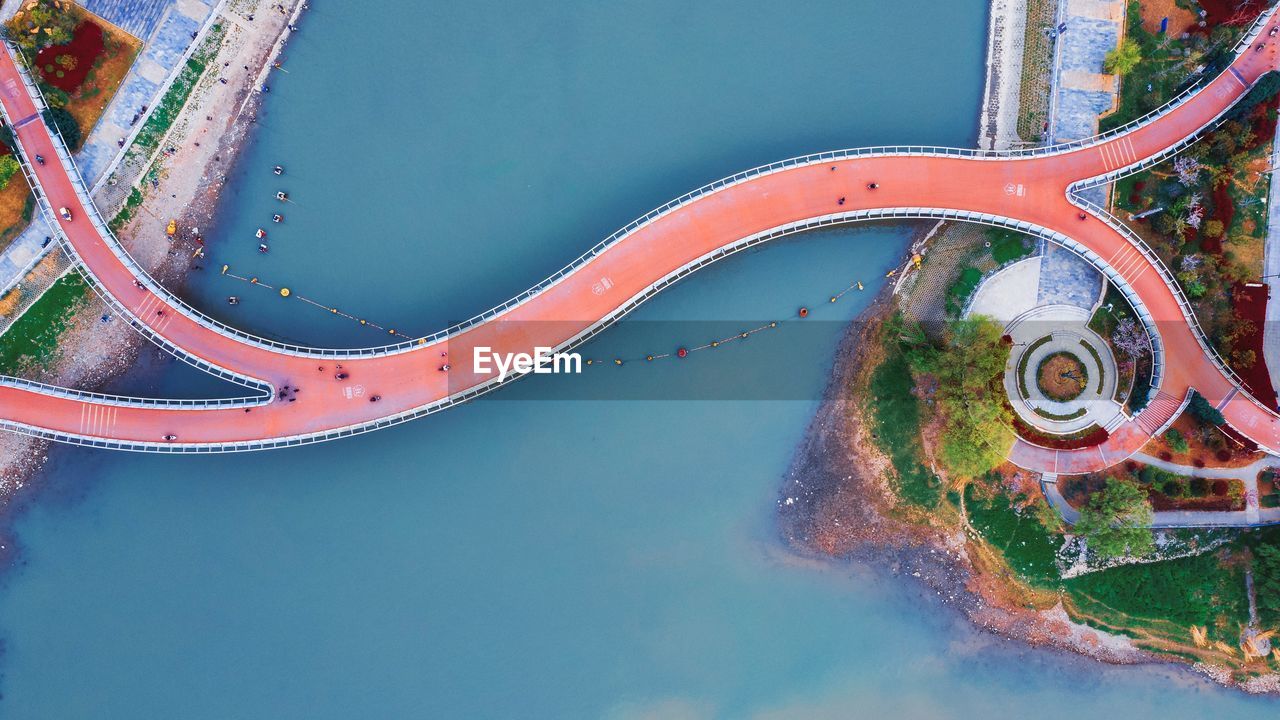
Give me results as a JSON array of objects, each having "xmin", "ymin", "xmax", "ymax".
[
  {"xmin": 40, "ymin": 106, "xmax": 80, "ymax": 151},
  {"xmin": 1164, "ymin": 428, "xmax": 1188, "ymax": 454},
  {"xmin": 0, "ymin": 155, "xmax": 19, "ymax": 190},
  {"xmin": 1188, "ymin": 391, "xmax": 1225, "ymax": 426},
  {"xmin": 3, "ymin": 0, "xmax": 78, "ymax": 51},
  {"xmin": 1190, "ymin": 477, "xmax": 1210, "ymax": 497}
]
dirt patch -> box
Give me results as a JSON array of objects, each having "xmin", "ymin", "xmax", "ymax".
[
  {"xmin": 1140, "ymin": 0, "xmax": 1201, "ymax": 35},
  {"xmin": 1037, "ymin": 351, "xmax": 1088, "ymax": 401},
  {"xmin": 0, "ymin": 148, "xmax": 32, "ymax": 252}
]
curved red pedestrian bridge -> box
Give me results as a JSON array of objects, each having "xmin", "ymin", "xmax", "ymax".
[{"xmin": 1, "ymin": 13, "xmax": 1280, "ymax": 466}]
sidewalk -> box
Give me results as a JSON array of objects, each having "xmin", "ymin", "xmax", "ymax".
[
  {"xmin": 0, "ymin": 0, "xmax": 216, "ymax": 298},
  {"xmin": 1045, "ymin": 455, "xmax": 1280, "ymax": 527}
]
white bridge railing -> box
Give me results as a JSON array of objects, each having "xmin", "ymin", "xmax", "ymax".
[
  {"xmin": 0, "ymin": 4, "xmax": 1276, "ymax": 448},
  {"xmin": 1, "ymin": 4, "xmax": 1276, "ymax": 361}
]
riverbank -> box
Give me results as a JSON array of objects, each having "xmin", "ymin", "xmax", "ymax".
[
  {"xmin": 0, "ymin": 0, "xmax": 304, "ymax": 547},
  {"xmin": 777, "ymin": 250, "xmax": 1150, "ymax": 665},
  {"xmin": 778, "ymin": 0, "xmax": 1280, "ymax": 695},
  {"xmin": 978, "ymin": 0, "xmax": 1027, "ymax": 150}
]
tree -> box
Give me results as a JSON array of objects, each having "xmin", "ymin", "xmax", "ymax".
[
  {"xmin": 1188, "ymin": 390, "xmax": 1225, "ymax": 426},
  {"xmin": 1104, "ymin": 38, "xmax": 1142, "ymax": 76},
  {"xmin": 1112, "ymin": 317, "xmax": 1149, "ymax": 358},
  {"xmin": 40, "ymin": 107, "xmax": 80, "ymax": 151},
  {"xmin": 928, "ymin": 316, "xmax": 1013, "ymax": 479},
  {"xmin": 1256, "ymin": 543, "xmax": 1280, "ymax": 624},
  {"xmin": 1074, "ymin": 476, "xmax": 1154, "ymax": 560},
  {"xmin": 4, "ymin": 0, "xmax": 78, "ymax": 52},
  {"xmin": 0, "ymin": 155, "xmax": 19, "ymax": 191}
]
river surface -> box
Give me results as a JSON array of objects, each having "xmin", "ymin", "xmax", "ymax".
[{"xmin": 0, "ymin": 1, "xmax": 1277, "ymax": 717}]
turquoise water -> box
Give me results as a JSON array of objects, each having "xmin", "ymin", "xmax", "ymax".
[{"xmin": 0, "ymin": 1, "xmax": 1277, "ymax": 717}]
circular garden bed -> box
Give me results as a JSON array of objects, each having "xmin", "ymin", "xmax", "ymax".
[{"xmin": 1036, "ymin": 351, "xmax": 1088, "ymax": 402}]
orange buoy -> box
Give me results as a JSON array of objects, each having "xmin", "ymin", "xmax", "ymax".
[
  {"xmin": 646, "ymin": 355, "xmax": 654, "ymax": 361},
  {"xmin": 677, "ymin": 347, "xmax": 688, "ymax": 358},
  {"xmin": 798, "ymin": 307, "xmax": 809, "ymax": 318}
]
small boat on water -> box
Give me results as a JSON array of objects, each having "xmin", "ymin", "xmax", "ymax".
[
  {"xmin": 272, "ymin": 214, "xmax": 283, "ymax": 223},
  {"xmin": 273, "ymin": 165, "xmax": 284, "ymax": 175},
  {"xmin": 255, "ymin": 228, "xmax": 267, "ymax": 239},
  {"xmin": 276, "ymin": 191, "xmax": 288, "ymax": 201},
  {"xmin": 258, "ymin": 243, "xmax": 269, "ymax": 253},
  {"xmin": 227, "ymin": 296, "xmax": 239, "ymax": 305}
]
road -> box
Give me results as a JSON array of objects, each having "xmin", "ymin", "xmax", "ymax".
[{"xmin": 0, "ymin": 12, "xmax": 1279, "ymax": 458}]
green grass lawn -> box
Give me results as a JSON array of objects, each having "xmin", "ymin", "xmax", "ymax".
[
  {"xmin": 0, "ymin": 271, "xmax": 89, "ymax": 374},
  {"xmin": 1065, "ymin": 547, "xmax": 1247, "ymax": 632},
  {"xmin": 988, "ymin": 228, "xmax": 1034, "ymax": 264},
  {"xmin": 867, "ymin": 343, "xmax": 941, "ymax": 508},
  {"xmin": 965, "ymin": 483, "xmax": 1061, "ymax": 585}
]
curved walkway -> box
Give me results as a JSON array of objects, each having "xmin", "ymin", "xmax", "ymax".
[{"xmin": 0, "ymin": 11, "xmax": 1279, "ymax": 456}]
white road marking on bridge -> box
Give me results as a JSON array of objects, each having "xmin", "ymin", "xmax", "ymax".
[
  {"xmin": 591, "ymin": 277, "xmax": 613, "ymax": 295},
  {"xmin": 343, "ymin": 385, "xmax": 365, "ymax": 400}
]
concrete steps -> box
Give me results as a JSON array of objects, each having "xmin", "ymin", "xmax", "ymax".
[{"xmin": 1136, "ymin": 390, "xmax": 1183, "ymax": 435}]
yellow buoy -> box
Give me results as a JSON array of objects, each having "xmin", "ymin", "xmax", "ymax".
[
  {"xmin": 359, "ymin": 319, "xmax": 367, "ymax": 325},
  {"xmin": 614, "ymin": 358, "xmax": 623, "ymax": 365},
  {"xmin": 857, "ymin": 281, "xmax": 864, "ymax": 290},
  {"xmin": 221, "ymin": 264, "xmax": 228, "ymax": 275},
  {"xmin": 279, "ymin": 287, "xmax": 290, "ymax": 297}
]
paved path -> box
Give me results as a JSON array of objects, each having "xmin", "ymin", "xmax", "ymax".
[
  {"xmin": 1043, "ymin": 466, "xmax": 1280, "ymax": 528},
  {"xmin": 2, "ymin": 11, "xmax": 1280, "ymax": 453}
]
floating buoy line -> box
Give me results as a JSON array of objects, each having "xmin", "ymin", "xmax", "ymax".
[
  {"xmin": 220, "ymin": 265, "xmax": 418, "ymax": 341},
  {"xmin": 218, "ymin": 256, "xmax": 915, "ymax": 363}
]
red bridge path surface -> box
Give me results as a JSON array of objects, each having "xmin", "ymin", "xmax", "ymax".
[{"xmin": 1, "ymin": 15, "xmax": 1280, "ymax": 466}]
